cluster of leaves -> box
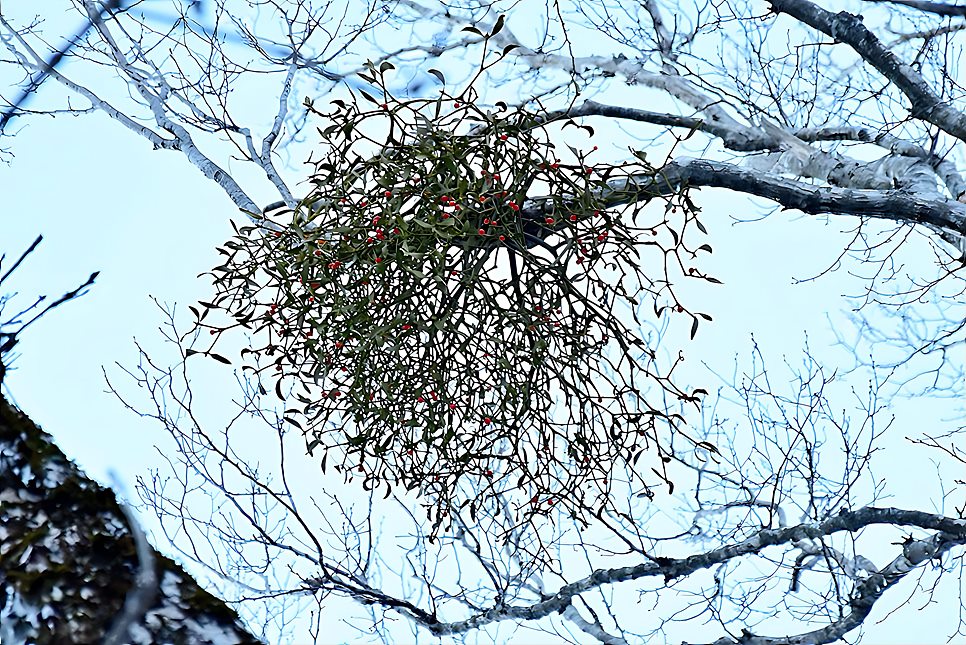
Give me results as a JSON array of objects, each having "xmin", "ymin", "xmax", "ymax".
[{"xmin": 195, "ymin": 43, "xmax": 716, "ymax": 526}]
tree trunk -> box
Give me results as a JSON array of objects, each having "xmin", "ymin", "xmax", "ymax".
[{"xmin": 0, "ymin": 395, "xmax": 261, "ymax": 645}]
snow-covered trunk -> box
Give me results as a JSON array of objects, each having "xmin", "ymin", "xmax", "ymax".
[{"xmin": 0, "ymin": 395, "xmax": 260, "ymax": 645}]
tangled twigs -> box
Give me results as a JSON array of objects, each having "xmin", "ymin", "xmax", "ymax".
[{"xmin": 195, "ymin": 50, "xmax": 716, "ymax": 529}]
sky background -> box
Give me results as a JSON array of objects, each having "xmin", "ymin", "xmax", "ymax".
[{"xmin": 2, "ymin": 1, "xmax": 963, "ymax": 643}]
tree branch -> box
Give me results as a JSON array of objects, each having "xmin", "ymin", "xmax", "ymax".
[
  {"xmin": 393, "ymin": 507, "xmax": 966, "ymax": 637},
  {"xmin": 519, "ymin": 158, "xmax": 966, "ymax": 244},
  {"xmin": 771, "ymin": 0, "xmax": 966, "ymax": 144},
  {"xmin": 864, "ymin": 0, "xmax": 966, "ymax": 17}
]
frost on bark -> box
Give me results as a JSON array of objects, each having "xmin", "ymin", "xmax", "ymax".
[{"xmin": 0, "ymin": 394, "xmax": 259, "ymax": 645}]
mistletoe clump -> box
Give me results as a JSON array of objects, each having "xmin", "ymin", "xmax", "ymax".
[{"xmin": 201, "ymin": 58, "xmax": 714, "ymax": 526}]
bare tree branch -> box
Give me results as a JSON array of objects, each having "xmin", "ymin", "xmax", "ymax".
[
  {"xmin": 864, "ymin": 0, "xmax": 966, "ymax": 18},
  {"xmin": 771, "ymin": 0, "xmax": 966, "ymax": 143}
]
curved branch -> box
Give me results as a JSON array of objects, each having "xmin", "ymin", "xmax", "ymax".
[
  {"xmin": 705, "ymin": 531, "xmax": 965, "ymax": 645},
  {"xmin": 771, "ymin": 0, "xmax": 966, "ymax": 144},
  {"xmin": 542, "ymin": 101, "xmax": 772, "ymax": 152},
  {"xmin": 649, "ymin": 158, "xmax": 966, "ymax": 232},
  {"xmin": 414, "ymin": 507, "xmax": 964, "ymax": 637},
  {"xmin": 83, "ymin": 5, "xmax": 262, "ymax": 214}
]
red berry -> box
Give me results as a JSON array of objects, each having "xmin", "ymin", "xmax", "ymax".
[
  {"xmin": 483, "ymin": 417, "xmax": 491, "ymax": 425},
  {"xmin": 449, "ymin": 403, "xmax": 456, "ymax": 409},
  {"xmin": 374, "ymin": 257, "xmax": 382, "ymax": 263},
  {"xmin": 499, "ymin": 235, "xmax": 506, "ymax": 241},
  {"xmin": 545, "ymin": 217, "xmax": 554, "ymax": 224},
  {"xmin": 478, "ymin": 228, "xmax": 486, "ymax": 235},
  {"xmin": 569, "ymin": 215, "xmax": 577, "ymax": 221},
  {"xmin": 499, "ymin": 134, "xmax": 508, "ymax": 140},
  {"xmin": 384, "ymin": 190, "xmax": 392, "ymax": 197}
]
